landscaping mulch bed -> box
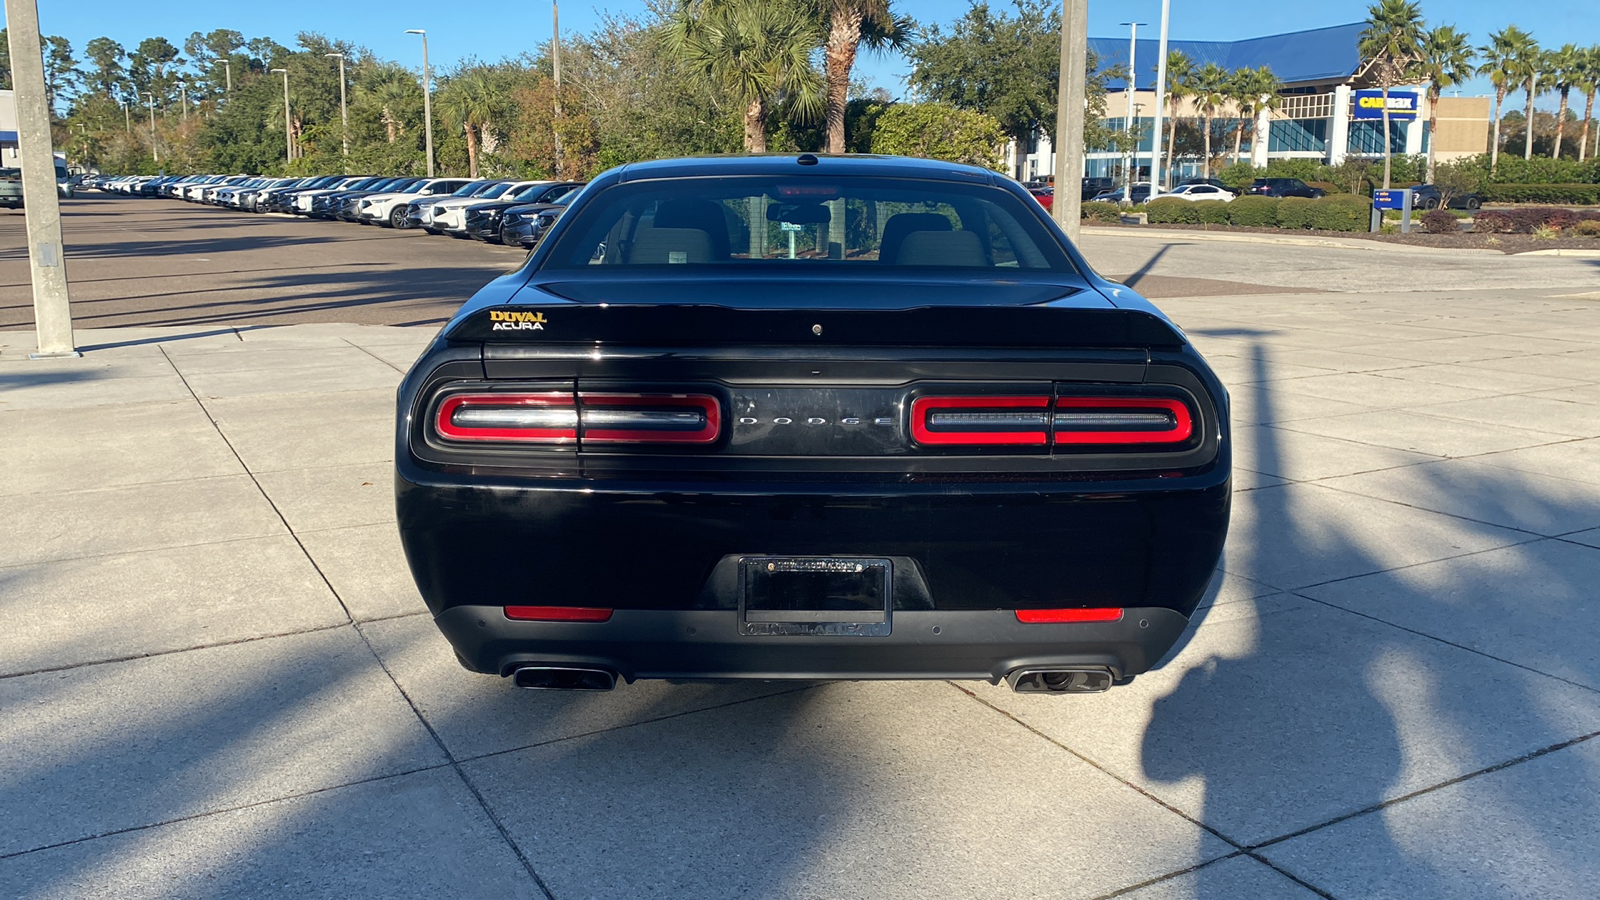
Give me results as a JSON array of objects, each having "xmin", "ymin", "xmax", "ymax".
[{"xmin": 1099, "ymin": 221, "xmax": 1600, "ymax": 254}]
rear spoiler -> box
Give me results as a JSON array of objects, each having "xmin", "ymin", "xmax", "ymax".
[{"xmin": 445, "ymin": 305, "xmax": 1187, "ymax": 349}]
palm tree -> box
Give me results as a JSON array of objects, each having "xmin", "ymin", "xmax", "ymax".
[
  {"xmin": 1162, "ymin": 50, "xmax": 1194, "ymax": 188},
  {"xmin": 1190, "ymin": 62, "xmax": 1229, "ymax": 178},
  {"xmin": 1547, "ymin": 44, "xmax": 1582, "ymax": 158},
  {"xmin": 1516, "ymin": 38, "xmax": 1546, "ymax": 159},
  {"xmin": 436, "ymin": 68, "xmax": 500, "ymax": 177},
  {"xmin": 666, "ymin": 0, "xmax": 824, "ymax": 154},
  {"xmin": 1225, "ymin": 68, "xmax": 1252, "ymax": 165},
  {"xmin": 1233, "ymin": 66, "xmax": 1280, "ymax": 167},
  {"xmin": 1359, "ymin": 0, "xmax": 1425, "ymax": 189},
  {"xmin": 815, "ymin": 0, "xmax": 910, "ymax": 154},
  {"xmin": 1418, "ymin": 25, "xmax": 1475, "ymax": 182},
  {"xmin": 1479, "ymin": 27, "xmax": 1533, "ymax": 172},
  {"xmin": 1579, "ymin": 46, "xmax": 1600, "ymax": 162}
]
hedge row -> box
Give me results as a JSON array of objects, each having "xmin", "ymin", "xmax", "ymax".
[
  {"xmin": 1080, "ymin": 201, "xmax": 1122, "ymax": 223},
  {"xmin": 1480, "ymin": 183, "xmax": 1600, "ymax": 205},
  {"xmin": 1473, "ymin": 207, "xmax": 1600, "ymax": 234},
  {"xmin": 1144, "ymin": 194, "xmax": 1371, "ymax": 232}
]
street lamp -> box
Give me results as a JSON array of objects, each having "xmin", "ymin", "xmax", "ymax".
[
  {"xmin": 222, "ymin": 59, "xmax": 232, "ymax": 97},
  {"xmin": 121, "ymin": 98, "xmax": 131, "ymax": 134},
  {"xmin": 1151, "ymin": 0, "xmax": 1171, "ymax": 194},
  {"xmin": 143, "ymin": 91, "xmax": 158, "ymax": 164},
  {"xmin": 552, "ymin": 3, "xmax": 564, "ymax": 177},
  {"xmin": 326, "ymin": 52, "xmax": 349, "ymax": 165},
  {"xmin": 405, "ymin": 29, "xmax": 435, "ymax": 177},
  {"xmin": 1119, "ymin": 21, "xmax": 1147, "ymax": 201},
  {"xmin": 177, "ymin": 78, "xmax": 188, "ymax": 124},
  {"xmin": 271, "ymin": 68, "xmax": 292, "ymax": 166}
]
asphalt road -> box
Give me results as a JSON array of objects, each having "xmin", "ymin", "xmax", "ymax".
[{"xmin": 0, "ymin": 197, "xmax": 528, "ymax": 330}]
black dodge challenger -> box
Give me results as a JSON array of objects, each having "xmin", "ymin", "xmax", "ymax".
[{"xmin": 396, "ymin": 155, "xmax": 1230, "ymax": 694}]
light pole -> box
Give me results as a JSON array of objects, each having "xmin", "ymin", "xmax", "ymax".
[
  {"xmin": 177, "ymin": 78, "xmax": 188, "ymax": 124},
  {"xmin": 271, "ymin": 68, "xmax": 292, "ymax": 166},
  {"xmin": 143, "ymin": 91, "xmax": 158, "ymax": 164},
  {"xmin": 552, "ymin": 3, "xmax": 564, "ymax": 177},
  {"xmin": 326, "ymin": 52, "xmax": 349, "ymax": 164},
  {"xmin": 121, "ymin": 98, "xmax": 131, "ymax": 134},
  {"xmin": 1052, "ymin": 0, "xmax": 1088, "ymax": 240},
  {"xmin": 1151, "ymin": 0, "xmax": 1171, "ymax": 194},
  {"xmin": 1119, "ymin": 21, "xmax": 1147, "ymax": 200},
  {"xmin": 406, "ymin": 29, "xmax": 435, "ymax": 177},
  {"xmin": 222, "ymin": 59, "xmax": 232, "ymax": 97}
]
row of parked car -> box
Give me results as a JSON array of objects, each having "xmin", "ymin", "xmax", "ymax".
[
  {"xmin": 1033, "ymin": 176, "xmax": 1483, "ymax": 210},
  {"xmin": 85, "ymin": 172, "xmax": 585, "ymax": 248}
]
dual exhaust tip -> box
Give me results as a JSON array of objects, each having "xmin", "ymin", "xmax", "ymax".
[
  {"xmin": 512, "ymin": 665, "xmax": 1114, "ymax": 694},
  {"xmin": 513, "ymin": 666, "xmax": 618, "ymax": 692},
  {"xmin": 1006, "ymin": 667, "xmax": 1114, "ymax": 694}
]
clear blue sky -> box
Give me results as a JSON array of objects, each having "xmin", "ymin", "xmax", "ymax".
[{"xmin": 10, "ymin": 0, "xmax": 1599, "ymax": 107}]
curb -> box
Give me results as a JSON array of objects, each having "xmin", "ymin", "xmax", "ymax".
[
  {"xmin": 1516, "ymin": 248, "xmax": 1600, "ymax": 258},
  {"xmin": 1080, "ymin": 225, "xmax": 1505, "ymax": 255}
]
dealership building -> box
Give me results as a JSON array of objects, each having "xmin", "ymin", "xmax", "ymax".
[{"xmin": 1016, "ymin": 22, "xmax": 1492, "ymax": 182}]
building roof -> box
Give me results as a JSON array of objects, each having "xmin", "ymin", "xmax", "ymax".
[{"xmin": 1092, "ymin": 22, "xmax": 1366, "ymax": 91}]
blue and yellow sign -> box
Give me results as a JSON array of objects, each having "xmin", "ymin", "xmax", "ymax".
[{"xmin": 1353, "ymin": 90, "xmax": 1420, "ymax": 121}]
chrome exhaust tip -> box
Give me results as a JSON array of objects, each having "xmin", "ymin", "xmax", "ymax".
[
  {"xmin": 1006, "ymin": 667, "xmax": 1115, "ymax": 694},
  {"xmin": 512, "ymin": 666, "xmax": 618, "ymax": 692}
]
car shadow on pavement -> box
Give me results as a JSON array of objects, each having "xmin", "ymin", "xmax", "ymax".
[{"xmin": 1139, "ymin": 336, "xmax": 1600, "ymax": 895}]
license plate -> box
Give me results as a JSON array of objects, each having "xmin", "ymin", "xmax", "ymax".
[{"xmin": 738, "ymin": 557, "xmax": 892, "ymax": 636}]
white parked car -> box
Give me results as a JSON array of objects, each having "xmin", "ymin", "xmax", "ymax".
[
  {"xmin": 1165, "ymin": 183, "xmax": 1236, "ymax": 203},
  {"xmin": 359, "ymin": 177, "xmax": 472, "ymax": 228},
  {"xmin": 292, "ymin": 176, "xmax": 379, "ymax": 213},
  {"xmin": 425, "ymin": 181, "xmax": 546, "ymax": 235}
]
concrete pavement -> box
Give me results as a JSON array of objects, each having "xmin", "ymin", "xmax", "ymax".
[{"xmin": 4, "ymin": 279, "xmax": 1600, "ymax": 897}]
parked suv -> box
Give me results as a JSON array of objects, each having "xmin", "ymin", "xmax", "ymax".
[{"xmin": 1248, "ymin": 178, "xmax": 1325, "ymax": 199}]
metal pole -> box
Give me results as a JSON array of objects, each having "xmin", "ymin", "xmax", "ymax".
[
  {"xmin": 122, "ymin": 99, "xmax": 131, "ymax": 134},
  {"xmin": 1052, "ymin": 0, "xmax": 1088, "ymax": 241},
  {"xmin": 178, "ymin": 79, "xmax": 187, "ymax": 124},
  {"xmin": 1151, "ymin": 0, "xmax": 1170, "ymax": 194},
  {"xmin": 144, "ymin": 92, "xmax": 158, "ymax": 164},
  {"xmin": 271, "ymin": 68, "xmax": 291, "ymax": 165},
  {"xmin": 1120, "ymin": 21, "xmax": 1146, "ymax": 200},
  {"xmin": 407, "ymin": 30, "xmax": 435, "ymax": 177},
  {"xmin": 552, "ymin": 2, "xmax": 565, "ymax": 177},
  {"xmin": 223, "ymin": 59, "xmax": 232, "ymax": 96},
  {"xmin": 327, "ymin": 53, "xmax": 349, "ymax": 162},
  {"xmin": 4, "ymin": 0, "xmax": 78, "ymax": 358}
]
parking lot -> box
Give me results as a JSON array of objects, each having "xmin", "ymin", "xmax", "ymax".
[{"xmin": 3, "ymin": 199, "xmax": 1600, "ymax": 898}]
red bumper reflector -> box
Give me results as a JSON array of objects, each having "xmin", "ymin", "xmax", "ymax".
[
  {"xmin": 1014, "ymin": 608, "xmax": 1125, "ymax": 624},
  {"xmin": 911, "ymin": 396, "xmax": 1051, "ymax": 446},
  {"xmin": 504, "ymin": 606, "xmax": 614, "ymax": 622}
]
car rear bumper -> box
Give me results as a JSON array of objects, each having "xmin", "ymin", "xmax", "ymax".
[
  {"xmin": 398, "ymin": 464, "xmax": 1229, "ymax": 680},
  {"xmin": 437, "ymin": 604, "xmax": 1190, "ymax": 682}
]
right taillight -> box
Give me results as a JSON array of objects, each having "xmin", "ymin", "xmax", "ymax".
[{"xmin": 1053, "ymin": 397, "xmax": 1193, "ymax": 446}]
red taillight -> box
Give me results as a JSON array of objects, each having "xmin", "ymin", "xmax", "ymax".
[
  {"xmin": 579, "ymin": 393, "xmax": 721, "ymax": 444},
  {"xmin": 911, "ymin": 396, "xmax": 1051, "ymax": 446},
  {"xmin": 436, "ymin": 393, "xmax": 577, "ymax": 443},
  {"xmin": 1053, "ymin": 397, "xmax": 1193, "ymax": 446},
  {"xmin": 1015, "ymin": 608, "xmax": 1125, "ymax": 624},
  {"xmin": 504, "ymin": 605, "xmax": 614, "ymax": 622}
]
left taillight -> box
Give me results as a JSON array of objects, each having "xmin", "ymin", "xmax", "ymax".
[
  {"xmin": 432, "ymin": 390, "xmax": 722, "ymax": 447},
  {"xmin": 434, "ymin": 392, "xmax": 578, "ymax": 444}
]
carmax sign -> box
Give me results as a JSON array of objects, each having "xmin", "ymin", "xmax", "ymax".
[{"xmin": 1353, "ymin": 90, "xmax": 1419, "ymax": 121}]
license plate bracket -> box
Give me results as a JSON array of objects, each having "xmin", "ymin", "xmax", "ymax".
[{"xmin": 738, "ymin": 557, "xmax": 892, "ymax": 636}]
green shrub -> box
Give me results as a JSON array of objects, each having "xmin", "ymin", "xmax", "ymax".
[
  {"xmin": 1480, "ymin": 183, "xmax": 1600, "ymax": 205},
  {"xmin": 1081, "ymin": 201, "xmax": 1122, "ymax": 223},
  {"xmin": 1575, "ymin": 219, "xmax": 1600, "ymax": 237},
  {"xmin": 1193, "ymin": 200, "xmax": 1231, "ymax": 224},
  {"xmin": 1216, "ymin": 162, "xmax": 1263, "ymax": 193},
  {"xmin": 1421, "ymin": 209, "xmax": 1460, "ymax": 234},
  {"xmin": 1310, "ymin": 194, "xmax": 1374, "ymax": 232},
  {"xmin": 1277, "ymin": 197, "xmax": 1319, "ymax": 230},
  {"xmin": 1145, "ymin": 197, "xmax": 1199, "ymax": 225},
  {"xmin": 1228, "ymin": 195, "xmax": 1281, "ymax": 227}
]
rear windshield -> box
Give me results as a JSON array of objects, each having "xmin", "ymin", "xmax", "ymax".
[{"xmin": 540, "ymin": 176, "xmax": 1073, "ymax": 272}]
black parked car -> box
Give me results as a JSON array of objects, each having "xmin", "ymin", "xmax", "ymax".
[
  {"xmin": 462, "ymin": 182, "xmax": 584, "ymax": 243},
  {"xmin": 395, "ymin": 154, "xmax": 1231, "ymax": 694},
  {"xmin": 1407, "ymin": 184, "xmax": 1483, "ymax": 210},
  {"xmin": 498, "ymin": 195, "xmax": 575, "ymax": 248},
  {"xmin": 1247, "ymin": 178, "xmax": 1325, "ymax": 199}
]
